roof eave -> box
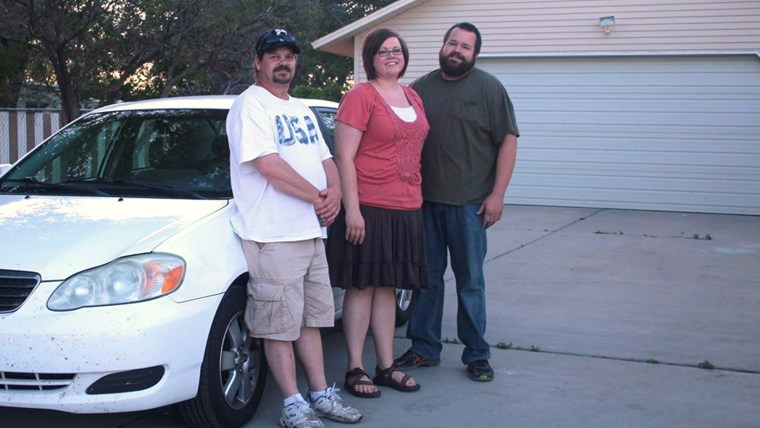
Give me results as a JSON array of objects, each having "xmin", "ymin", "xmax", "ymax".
[
  {"xmin": 312, "ymin": 0, "xmax": 429, "ymax": 57},
  {"xmin": 318, "ymin": 40, "xmax": 355, "ymax": 57}
]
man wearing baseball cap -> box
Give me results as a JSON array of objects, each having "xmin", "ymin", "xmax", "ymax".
[{"xmin": 227, "ymin": 28, "xmax": 362, "ymax": 428}]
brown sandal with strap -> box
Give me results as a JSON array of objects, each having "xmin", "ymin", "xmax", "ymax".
[
  {"xmin": 373, "ymin": 365, "xmax": 421, "ymax": 392},
  {"xmin": 344, "ymin": 367, "xmax": 381, "ymax": 398}
]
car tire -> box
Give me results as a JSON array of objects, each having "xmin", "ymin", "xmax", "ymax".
[
  {"xmin": 177, "ymin": 285, "xmax": 267, "ymax": 428},
  {"xmin": 395, "ymin": 288, "xmax": 414, "ymax": 327}
]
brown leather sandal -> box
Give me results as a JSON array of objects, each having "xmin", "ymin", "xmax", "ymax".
[
  {"xmin": 344, "ymin": 367, "xmax": 381, "ymax": 398},
  {"xmin": 373, "ymin": 365, "xmax": 421, "ymax": 392}
]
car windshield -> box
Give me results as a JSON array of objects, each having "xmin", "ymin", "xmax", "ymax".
[{"xmin": 0, "ymin": 109, "xmax": 231, "ymax": 199}]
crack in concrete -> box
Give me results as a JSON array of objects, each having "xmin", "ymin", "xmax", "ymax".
[
  {"xmin": 501, "ymin": 347, "xmax": 760, "ymax": 375},
  {"xmin": 485, "ymin": 208, "xmax": 606, "ymax": 264}
]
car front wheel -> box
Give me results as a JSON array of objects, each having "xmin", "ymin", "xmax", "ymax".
[
  {"xmin": 177, "ymin": 285, "xmax": 267, "ymax": 428},
  {"xmin": 395, "ymin": 288, "xmax": 414, "ymax": 327}
]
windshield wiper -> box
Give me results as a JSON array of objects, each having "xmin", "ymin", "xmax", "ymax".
[
  {"xmin": 109, "ymin": 179, "xmax": 208, "ymax": 200},
  {"xmin": 2, "ymin": 177, "xmax": 111, "ymax": 196}
]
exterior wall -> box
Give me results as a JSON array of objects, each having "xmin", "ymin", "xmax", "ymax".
[{"xmin": 350, "ymin": 0, "xmax": 760, "ymax": 83}]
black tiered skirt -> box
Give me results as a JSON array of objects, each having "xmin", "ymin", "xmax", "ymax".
[{"xmin": 326, "ymin": 204, "xmax": 429, "ymax": 290}]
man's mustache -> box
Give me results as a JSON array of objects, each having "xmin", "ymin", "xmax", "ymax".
[
  {"xmin": 447, "ymin": 52, "xmax": 465, "ymax": 61},
  {"xmin": 274, "ymin": 65, "xmax": 292, "ymax": 72}
]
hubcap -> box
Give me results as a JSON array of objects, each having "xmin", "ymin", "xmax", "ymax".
[
  {"xmin": 397, "ymin": 289, "xmax": 412, "ymax": 312},
  {"xmin": 219, "ymin": 311, "xmax": 261, "ymax": 409}
]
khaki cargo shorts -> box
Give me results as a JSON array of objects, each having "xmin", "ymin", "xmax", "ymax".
[{"xmin": 241, "ymin": 238, "xmax": 335, "ymax": 341}]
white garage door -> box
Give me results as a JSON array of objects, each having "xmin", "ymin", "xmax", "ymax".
[{"xmin": 479, "ymin": 55, "xmax": 760, "ymax": 215}]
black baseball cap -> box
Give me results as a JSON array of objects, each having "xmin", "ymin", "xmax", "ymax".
[{"xmin": 255, "ymin": 29, "xmax": 301, "ymax": 56}]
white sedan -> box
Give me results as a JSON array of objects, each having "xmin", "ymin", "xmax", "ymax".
[{"xmin": 0, "ymin": 96, "xmax": 412, "ymax": 427}]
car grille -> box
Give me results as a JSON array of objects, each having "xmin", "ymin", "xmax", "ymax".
[
  {"xmin": 0, "ymin": 372, "xmax": 76, "ymax": 391},
  {"xmin": 0, "ymin": 269, "xmax": 40, "ymax": 313}
]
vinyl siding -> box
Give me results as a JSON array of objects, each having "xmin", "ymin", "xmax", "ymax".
[{"xmin": 348, "ymin": 0, "xmax": 760, "ymax": 82}]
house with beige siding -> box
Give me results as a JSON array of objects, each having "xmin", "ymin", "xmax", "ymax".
[{"xmin": 314, "ymin": 0, "xmax": 760, "ymax": 215}]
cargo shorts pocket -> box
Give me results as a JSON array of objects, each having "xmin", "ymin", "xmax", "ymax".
[{"xmin": 246, "ymin": 280, "xmax": 295, "ymax": 335}]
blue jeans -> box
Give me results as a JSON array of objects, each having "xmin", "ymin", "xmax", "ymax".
[{"xmin": 407, "ymin": 201, "xmax": 490, "ymax": 365}]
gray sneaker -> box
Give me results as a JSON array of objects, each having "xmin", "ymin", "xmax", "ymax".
[
  {"xmin": 308, "ymin": 385, "xmax": 362, "ymax": 424},
  {"xmin": 279, "ymin": 400, "xmax": 325, "ymax": 428}
]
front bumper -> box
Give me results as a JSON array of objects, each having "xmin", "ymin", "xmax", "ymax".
[{"xmin": 0, "ymin": 281, "xmax": 222, "ymax": 413}]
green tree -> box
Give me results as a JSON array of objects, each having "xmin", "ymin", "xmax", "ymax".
[
  {"xmin": 1, "ymin": 0, "xmax": 116, "ymax": 121},
  {"xmin": 0, "ymin": 0, "xmax": 395, "ymax": 119},
  {"xmin": 87, "ymin": 0, "xmax": 282, "ymax": 102},
  {"xmin": 0, "ymin": 0, "xmax": 283, "ymax": 120},
  {"xmin": 289, "ymin": 0, "xmax": 395, "ymax": 101},
  {"xmin": 0, "ymin": 37, "xmax": 29, "ymax": 106}
]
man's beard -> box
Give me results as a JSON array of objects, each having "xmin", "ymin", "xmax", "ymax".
[
  {"xmin": 273, "ymin": 66, "xmax": 293, "ymax": 84},
  {"xmin": 439, "ymin": 50, "xmax": 475, "ymax": 77}
]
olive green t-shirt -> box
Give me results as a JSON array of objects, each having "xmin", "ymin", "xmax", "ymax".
[{"xmin": 411, "ymin": 68, "xmax": 519, "ymax": 205}]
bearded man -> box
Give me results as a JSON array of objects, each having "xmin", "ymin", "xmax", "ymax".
[
  {"xmin": 393, "ymin": 22, "xmax": 520, "ymax": 383},
  {"xmin": 226, "ymin": 28, "xmax": 361, "ymax": 428}
]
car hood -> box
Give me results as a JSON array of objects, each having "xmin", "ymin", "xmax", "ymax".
[{"xmin": 0, "ymin": 195, "xmax": 229, "ymax": 281}]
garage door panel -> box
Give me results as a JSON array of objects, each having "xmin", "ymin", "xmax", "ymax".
[
  {"xmin": 521, "ymin": 136, "xmax": 760, "ymax": 154},
  {"xmin": 519, "ymin": 147, "xmax": 760, "ymax": 165},
  {"xmin": 517, "ymin": 99, "xmax": 760, "ymax": 114},
  {"xmin": 480, "ymin": 55, "xmax": 760, "ymax": 214},
  {"xmin": 511, "ymin": 172, "xmax": 757, "ymax": 195},
  {"xmin": 521, "ymin": 124, "xmax": 759, "ymax": 139},
  {"xmin": 517, "ymin": 161, "xmax": 760, "ymax": 181},
  {"xmin": 508, "ymin": 185, "xmax": 760, "ymax": 213},
  {"xmin": 505, "ymin": 72, "xmax": 756, "ymax": 87},
  {"xmin": 519, "ymin": 111, "xmax": 758, "ymax": 127},
  {"xmin": 506, "ymin": 186, "xmax": 760, "ymax": 209},
  {"xmin": 507, "ymin": 190, "xmax": 758, "ymax": 215},
  {"xmin": 511, "ymin": 86, "xmax": 760, "ymax": 98}
]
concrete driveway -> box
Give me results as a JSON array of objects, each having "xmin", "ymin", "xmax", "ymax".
[{"xmin": 2, "ymin": 205, "xmax": 759, "ymax": 427}]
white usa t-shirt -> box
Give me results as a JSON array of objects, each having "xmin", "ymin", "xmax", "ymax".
[{"xmin": 226, "ymin": 85, "xmax": 332, "ymax": 242}]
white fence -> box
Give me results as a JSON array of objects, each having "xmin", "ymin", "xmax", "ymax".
[{"xmin": 0, "ymin": 110, "xmax": 62, "ymax": 165}]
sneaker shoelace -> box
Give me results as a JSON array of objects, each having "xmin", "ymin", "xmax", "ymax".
[
  {"xmin": 317, "ymin": 384, "xmax": 344, "ymax": 407},
  {"xmin": 316, "ymin": 384, "xmax": 358, "ymax": 415}
]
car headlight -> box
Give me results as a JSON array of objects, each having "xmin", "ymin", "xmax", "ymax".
[{"xmin": 48, "ymin": 253, "xmax": 185, "ymax": 311}]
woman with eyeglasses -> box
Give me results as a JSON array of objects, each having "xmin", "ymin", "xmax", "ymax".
[{"xmin": 326, "ymin": 28, "xmax": 429, "ymax": 399}]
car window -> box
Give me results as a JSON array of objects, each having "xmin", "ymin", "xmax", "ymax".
[
  {"xmin": 0, "ymin": 109, "xmax": 232, "ymax": 199},
  {"xmin": 311, "ymin": 107, "xmax": 337, "ymax": 155}
]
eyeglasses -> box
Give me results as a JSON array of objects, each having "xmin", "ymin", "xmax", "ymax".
[
  {"xmin": 377, "ymin": 48, "xmax": 403, "ymax": 57},
  {"xmin": 255, "ymin": 29, "xmax": 299, "ymax": 55}
]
